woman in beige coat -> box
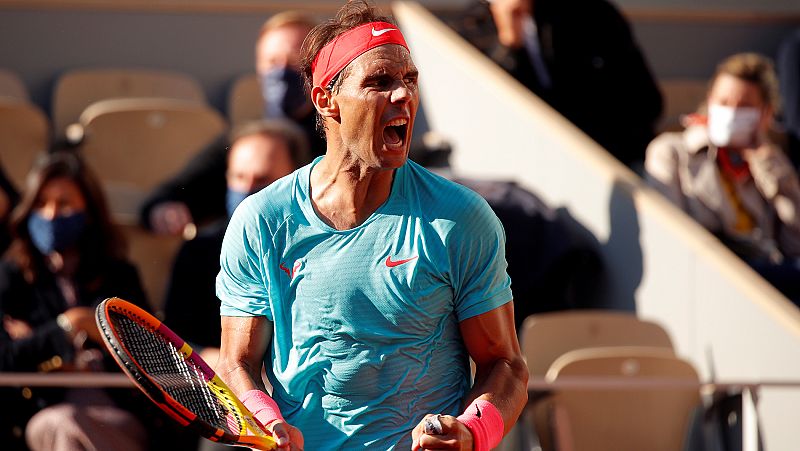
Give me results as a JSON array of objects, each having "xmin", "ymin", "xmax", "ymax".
[{"xmin": 645, "ymin": 53, "xmax": 800, "ymax": 300}]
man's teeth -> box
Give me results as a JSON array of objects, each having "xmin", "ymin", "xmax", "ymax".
[{"xmin": 386, "ymin": 118, "xmax": 407, "ymax": 127}]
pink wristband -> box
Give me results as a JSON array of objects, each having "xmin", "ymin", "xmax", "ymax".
[
  {"xmin": 456, "ymin": 399, "xmax": 504, "ymax": 451},
  {"xmin": 240, "ymin": 389, "xmax": 285, "ymax": 428}
]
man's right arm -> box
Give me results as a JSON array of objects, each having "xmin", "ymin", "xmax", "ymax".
[
  {"xmin": 218, "ymin": 315, "xmax": 304, "ymax": 450},
  {"xmin": 218, "ymin": 315, "xmax": 270, "ymax": 393}
]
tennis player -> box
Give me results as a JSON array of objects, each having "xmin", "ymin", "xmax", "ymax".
[{"xmin": 215, "ymin": 1, "xmax": 528, "ymax": 449}]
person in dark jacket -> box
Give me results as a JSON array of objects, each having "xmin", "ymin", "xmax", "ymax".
[
  {"xmin": 453, "ymin": 0, "xmax": 663, "ymax": 168},
  {"xmin": 139, "ymin": 11, "xmax": 321, "ymax": 236},
  {"xmin": 162, "ymin": 119, "xmax": 310, "ymax": 366},
  {"xmin": 0, "ymin": 151, "xmax": 150, "ymax": 450}
]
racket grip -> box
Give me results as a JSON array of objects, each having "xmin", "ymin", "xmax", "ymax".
[
  {"xmin": 241, "ymin": 390, "xmax": 285, "ymax": 428},
  {"xmin": 423, "ymin": 415, "xmax": 443, "ymax": 435}
]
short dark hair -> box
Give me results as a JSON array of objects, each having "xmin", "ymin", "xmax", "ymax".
[
  {"xmin": 299, "ymin": 0, "xmax": 395, "ymax": 133},
  {"xmin": 228, "ymin": 119, "xmax": 312, "ymax": 168}
]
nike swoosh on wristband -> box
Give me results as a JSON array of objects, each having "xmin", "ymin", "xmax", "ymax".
[
  {"xmin": 371, "ymin": 27, "xmax": 398, "ymax": 37},
  {"xmin": 385, "ymin": 255, "xmax": 418, "ymax": 267}
]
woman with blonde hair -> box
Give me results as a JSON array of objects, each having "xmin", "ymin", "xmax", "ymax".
[{"xmin": 645, "ymin": 53, "xmax": 800, "ymax": 300}]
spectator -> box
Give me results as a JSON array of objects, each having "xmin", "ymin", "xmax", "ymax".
[
  {"xmin": 452, "ymin": 0, "xmax": 663, "ymax": 168},
  {"xmin": 257, "ymin": 11, "xmax": 322, "ymax": 151},
  {"xmin": 777, "ymin": 28, "xmax": 800, "ymax": 167},
  {"xmin": 0, "ymin": 151, "xmax": 150, "ymax": 450},
  {"xmin": 645, "ymin": 53, "xmax": 800, "ymax": 301},
  {"xmin": 162, "ymin": 119, "xmax": 310, "ymax": 365},
  {"xmin": 139, "ymin": 11, "xmax": 319, "ymax": 236}
]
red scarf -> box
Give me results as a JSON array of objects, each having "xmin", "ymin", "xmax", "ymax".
[{"xmin": 717, "ymin": 147, "xmax": 751, "ymax": 183}]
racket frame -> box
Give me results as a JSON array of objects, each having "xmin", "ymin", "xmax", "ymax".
[{"xmin": 95, "ymin": 297, "xmax": 276, "ymax": 450}]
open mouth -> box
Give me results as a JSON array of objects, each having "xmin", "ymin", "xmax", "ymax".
[{"xmin": 383, "ymin": 118, "xmax": 408, "ymax": 150}]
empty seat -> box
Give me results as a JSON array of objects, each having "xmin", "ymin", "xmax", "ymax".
[
  {"xmin": 53, "ymin": 68, "xmax": 207, "ymax": 138},
  {"xmin": 0, "ymin": 100, "xmax": 50, "ymax": 189},
  {"xmin": 0, "ymin": 68, "xmax": 28, "ymax": 101},
  {"xmin": 545, "ymin": 346, "xmax": 701, "ymax": 451},
  {"xmin": 519, "ymin": 310, "xmax": 675, "ymax": 450},
  {"xmin": 520, "ymin": 310, "xmax": 674, "ymax": 378},
  {"xmin": 227, "ymin": 73, "xmax": 263, "ymax": 127},
  {"xmin": 78, "ymin": 97, "xmax": 226, "ymax": 221}
]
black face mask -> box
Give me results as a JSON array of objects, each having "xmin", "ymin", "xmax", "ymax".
[{"xmin": 260, "ymin": 67, "xmax": 311, "ymax": 120}]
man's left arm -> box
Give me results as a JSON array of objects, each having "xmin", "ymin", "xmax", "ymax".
[{"xmin": 412, "ymin": 301, "xmax": 528, "ymax": 450}]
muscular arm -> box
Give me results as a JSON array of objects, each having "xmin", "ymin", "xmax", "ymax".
[
  {"xmin": 460, "ymin": 301, "xmax": 529, "ymax": 435},
  {"xmin": 218, "ymin": 315, "xmax": 304, "ymax": 450},
  {"xmin": 218, "ymin": 315, "xmax": 271, "ymax": 395},
  {"xmin": 412, "ymin": 302, "xmax": 527, "ymax": 450}
]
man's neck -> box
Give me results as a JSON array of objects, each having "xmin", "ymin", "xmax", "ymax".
[{"xmin": 310, "ymin": 148, "xmax": 395, "ymax": 231}]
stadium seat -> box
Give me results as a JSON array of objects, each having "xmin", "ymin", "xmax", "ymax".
[
  {"xmin": 117, "ymin": 223, "xmax": 183, "ymax": 313},
  {"xmin": 78, "ymin": 97, "xmax": 226, "ymax": 221},
  {"xmin": 0, "ymin": 68, "xmax": 29, "ymax": 101},
  {"xmin": 519, "ymin": 310, "xmax": 674, "ymax": 450},
  {"xmin": 227, "ymin": 73, "xmax": 263, "ymax": 127},
  {"xmin": 544, "ymin": 346, "xmax": 701, "ymax": 451},
  {"xmin": 0, "ymin": 99, "xmax": 50, "ymax": 189},
  {"xmin": 52, "ymin": 68, "xmax": 207, "ymax": 139},
  {"xmin": 519, "ymin": 310, "xmax": 674, "ymax": 378}
]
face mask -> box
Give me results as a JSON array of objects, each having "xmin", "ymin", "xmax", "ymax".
[
  {"xmin": 27, "ymin": 211, "xmax": 87, "ymax": 254},
  {"xmin": 226, "ymin": 189, "xmax": 251, "ymax": 218},
  {"xmin": 260, "ymin": 67, "xmax": 310, "ymax": 119},
  {"xmin": 707, "ymin": 104, "xmax": 761, "ymax": 148}
]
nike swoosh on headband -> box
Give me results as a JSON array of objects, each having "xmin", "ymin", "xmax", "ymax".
[{"xmin": 372, "ymin": 27, "xmax": 398, "ymax": 37}]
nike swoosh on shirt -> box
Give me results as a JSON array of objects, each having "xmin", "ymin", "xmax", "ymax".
[
  {"xmin": 371, "ymin": 27, "xmax": 398, "ymax": 37},
  {"xmin": 385, "ymin": 255, "xmax": 418, "ymax": 267}
]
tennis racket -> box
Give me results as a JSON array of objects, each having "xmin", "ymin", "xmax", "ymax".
[{"xmin": 95, "ymin": 297, "xmax": 277, "ymax": 450}]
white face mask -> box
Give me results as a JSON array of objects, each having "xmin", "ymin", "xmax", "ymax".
[{"xmin": 707, "ymin": 104, "xmax": 761, "ymax": 148}]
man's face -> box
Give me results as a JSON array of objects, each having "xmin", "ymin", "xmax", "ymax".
[
  {"xmin": 226, "ymin": 134, "xmax": 295, "ymax": 193},
  {"xmin": 330, "ymin": 44, "xmax": 419, "ymax": 170},
  {"xmin": 256, "ymin": 24, "xmax": 310, "ymax": 74}
]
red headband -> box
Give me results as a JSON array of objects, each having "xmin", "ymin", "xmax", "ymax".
[{"xmin": 312, "ymin": 21, "xmax": 409, "ymax": 89}]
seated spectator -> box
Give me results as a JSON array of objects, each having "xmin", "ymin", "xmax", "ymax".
[
  {"xmin": 646, "ymin": 53, "xmax": 800, "ymax": 301},
  {"xmin": 451, "ymin": 0, "xmax": 663, "ymax": 168},
  {"xmin": 162, "ymin": 119, "xmax": 310, "ymax": 364},
  {"xmin": 778, "ymin": 28, "xmax": 800, "ymax": 167},
  {"xmin": 140, "ymin": 11, "xmax": 319, "ymax": 236},
  {"xmin": 0, "ymin": 162, "xmax": 19, "ymax": 255},
  {"xmin": 0, "ymin": 151, "xmax": 151, "ymax": 450}
]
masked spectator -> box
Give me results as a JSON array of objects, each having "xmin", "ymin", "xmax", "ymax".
[{"xmin": 646, "ymin": 53, "xmax": 800, "ymax": 302}]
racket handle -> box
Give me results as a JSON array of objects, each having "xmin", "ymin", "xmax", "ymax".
[{"xmin": 423, "ymin": 415, "xmax": 443, "ymax": 435}]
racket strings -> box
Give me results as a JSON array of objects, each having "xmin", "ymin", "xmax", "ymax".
[{"xmin": 108, "ymin": 310, "xmax": 246, "ymax": 434}]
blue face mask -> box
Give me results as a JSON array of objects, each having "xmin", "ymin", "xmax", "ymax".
[
  {"xmin": 260, "ymin": 66, "xmax": 310, "ymax": 119},
  {"xmin": 226, "ymin": 189, "xmax": 251, "ymax": 219},
  {"xmin": 27, "ymin": 211, "xmax": 87, "ymax": 255}
]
